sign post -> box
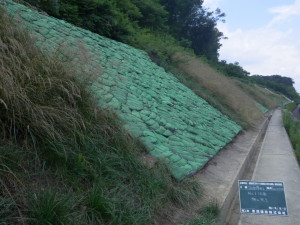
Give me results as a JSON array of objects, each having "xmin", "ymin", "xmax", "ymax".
[{"xmin": 239, "ymin": 181, "xmax": 288, "ymax": 216}]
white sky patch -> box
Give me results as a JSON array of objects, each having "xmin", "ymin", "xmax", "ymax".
[
  {"xmin": 268, "ymin": 0, "xmax": 300, "ymax": 26},
  {"xmin": 216, "ymin": 0, "xmax": 300, "ymax": 93},
  {"xmin": 203, "ymin": 0, "xmax": 223, "ymax": 10},
  {"xmin": 218, "ymin": 23, "xmax": 300, "ymax": 93}
]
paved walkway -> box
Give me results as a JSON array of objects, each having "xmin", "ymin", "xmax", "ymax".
[{"xmin": 238, "ymin": 109, "xmax": 300, "ymax": 225}]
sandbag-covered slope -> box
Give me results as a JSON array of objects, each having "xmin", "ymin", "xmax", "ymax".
[
  {"xmin": 255, "ymin": 102, "xmax": 269, "ymax": 114},
  {"xmin": 2, "ymin": 0, "xmax": 241, "ymax": 180}
]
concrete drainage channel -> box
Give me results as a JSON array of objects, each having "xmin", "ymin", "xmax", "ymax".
[
  {"xmin": 195, "ymin": 112, "xmax": 272, "ymax": 225},
  {"xmin": 223, "ymin": 115, "xmax": 271, "ymax": 225}
]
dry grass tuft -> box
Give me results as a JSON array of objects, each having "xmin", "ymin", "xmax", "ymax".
[
  {"xmin": 0, "ymin": 10, "xmax": 105, "ymax": 148},
  {"xmin": 173, "ymin": 52, "xmax": 264, "ymax": 126}
]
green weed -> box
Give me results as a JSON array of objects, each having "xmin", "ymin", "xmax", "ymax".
[
  {"xmin": 26, "ymin": 190, "xmax": 74, "ymax": 225},
  {"xmin": 83, "ymin": 184, "xmax": 111, "ymax": 223}
]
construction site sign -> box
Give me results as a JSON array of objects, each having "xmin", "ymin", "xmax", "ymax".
[{"xmin": 239, "ymin": 181, "xmax": 288, "ymax": 216}]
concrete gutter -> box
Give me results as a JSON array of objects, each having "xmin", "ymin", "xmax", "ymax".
[{"xmin": 195, "ymin": 113, "xmax": 272, "ymax": 224}]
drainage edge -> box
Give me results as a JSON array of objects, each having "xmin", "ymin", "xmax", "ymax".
[{"xmin": 219, "ymin": 114, "xmax": 272, "ymax": 224}]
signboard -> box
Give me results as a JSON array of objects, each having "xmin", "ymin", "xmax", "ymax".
[{"xmin": 239, "ymin": 180, "xmax": 288, "ymax": 216}]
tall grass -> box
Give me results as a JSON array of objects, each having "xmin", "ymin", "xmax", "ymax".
[
  {"xmin": 255, "ymin": 86, "xmax": 288, "ymax": 106},
  {"xmin": 237, "ymin": 81, "xmax": 286, "ymax": 109},
  {"xmin": 0, "ymin": 10, "xmax": 89, "ymax": 147},
  {"xmin": 282, "ymin": 109, "xmax": 300, "ymax": 163},
  {"xmin": 172, "ymin": 52, "xmax": 264, "ymax": 127},
  {"xmin": 0, "ymin": 8, "xmax": 202, "ymax": 224},
  {"xmin": 27, "ymin": 190, "xmax": 74, "ymax": 225}
]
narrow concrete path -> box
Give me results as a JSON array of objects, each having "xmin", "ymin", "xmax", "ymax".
[{"xmin": 238, "ymin": 109, "xmax": 300, "ymax": 225}]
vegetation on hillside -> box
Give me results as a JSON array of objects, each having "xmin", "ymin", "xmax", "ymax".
[
  {"xmin": 20, "ymin": 0, "xmax": 225, "ymax": 61},
  {"xmin": 15, "ymin": 0, "xmax": 297, "ymax": 129},
  {"xmin": 285, "ymin": 102, "xmax": 298, "ymax": 112},
  {"xmin": 1, "ymin": 1, "xmax": 295, "ymax": 224},
  {"xmin": 236, "ymin": 82, "xmax": 286, "ymax": 109},
  {"xmin": 210, "ymin": 60, "xmax": 250, "ymax": 79},
  {"xmin": 209, "ymin": 60, "xmax": 299, "ymax": 103},
  {"xmin": 173, "ymin": 53, "xmax": 263, "ymax": 127},
  {"xmin": 283, "ymin": 103, "xmax": 300, "ymax": 164},
  {"xmin": 0, "ymin": 1, "xmax": 294, "ymax": 224},
  {"xmin": 0, "ymin": 10, "xmax": 213, "ymax": 225},
  {"xmin": 19, "ymin": 0, "xmax": 298, "ymax": 111},
  {"xmin": 251, "ymin": 75, "xmax": 300, "ymax": 103}
]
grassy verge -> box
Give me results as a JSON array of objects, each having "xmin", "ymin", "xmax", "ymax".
[
  {"xmin": 282, "ymin": 104, "xmax": 300, "ymax": 163},
  {"xmin": 0, "ymin": 9, "xmax": 203, "ymax": 224},
  {"xmin": 285, "ymin": 102, "xmax": 298, "ymax": 112}
]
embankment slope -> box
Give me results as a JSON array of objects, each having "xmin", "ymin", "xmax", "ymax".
[{"xmin": 1, "ymin": 0, "xmax": 243, "ymax": 180}]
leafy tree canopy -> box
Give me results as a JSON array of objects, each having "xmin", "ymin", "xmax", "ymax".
[
  {"xmin": 251, "ymin": 75, "xmax": 299, "ymax": 102},
  {"xmin": 214, "ymin": 60, "xmax": 250, "ymax": 78},
  {"xmin": 22, "ymin": 0, "xmax": 225, "ymax": 60},
  {"xmin": 160, "ymin": 0, "xmax": 226, "ymax": 60}
]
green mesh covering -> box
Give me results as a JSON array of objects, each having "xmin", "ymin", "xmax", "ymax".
[
  {"xmin": 1, "ymin": 0, "xmax": 242, "ymax": 180},
  {"xmin": 255, "ymin": 102, "xmax": 269, "ymax": 114}
]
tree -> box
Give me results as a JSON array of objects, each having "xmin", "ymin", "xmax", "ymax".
[
  {"xmin": 251, "ymin": 75, "xmax": 299, "ymax": 102},
  {"xmin": 217, "ymin": 61, "xmax": 250, "ymax": 78},
  {"xmin": 132, "ymin": 0, "xmax": 168, "ymax": 30},
  {"xmin": 22, "ymin": 0, "xmax": 226, "ymax": 61},
  {"xmin": 160, "ymin": 0, "xmax": 225, "ymax": 60}
]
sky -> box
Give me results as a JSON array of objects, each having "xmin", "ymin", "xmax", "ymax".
[{"xmin": 203, "ymin": 0, "xmax": 300, "ymax": 93}]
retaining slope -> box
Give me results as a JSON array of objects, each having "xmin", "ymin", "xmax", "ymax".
[{"xmin": 1, "ymin": 0, "xmax": 241, "ymax": 180}]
